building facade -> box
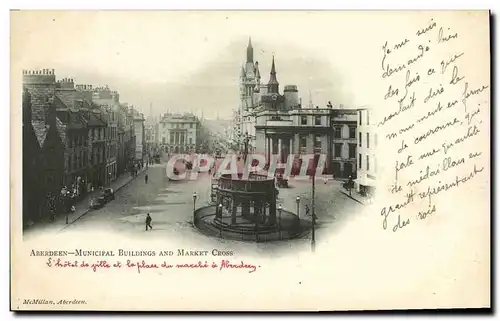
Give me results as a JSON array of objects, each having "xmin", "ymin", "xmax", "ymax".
[
  {"xmin": 22, "ymin": 68, "xmax": 145, "ymax": 226},
  {"xmin": 355, "ymin": 108, "xmax": 377, "ymax": 195},
  {"xmin": 23, "ymin": 69, "xmax": 67, "ymax": 224},
  {"xmin": 331, "ymin": 109, "xmax": 358, "ymax": 178},
  {"xmin": 234, "ymin": 37, "xmax": 261, "ymax": 152},
  {"xmin": 91, "ymin": 86, "xmax": 119, "ymax": 185},
  {"xmin": 253, "ymin": 57, "xmax": 335, "ymax": 173},
  {"xmin": 158, "ymin": 113, "xmax": 200, "ymax": 154},
  {"xmin": 133, "ymin": 110, "xmax": 146, "ymax": 163}
]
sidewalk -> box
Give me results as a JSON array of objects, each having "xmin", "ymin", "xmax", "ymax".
[
  {"xmin": 339, "ymin": 188, "xmax": 373, "ymax": 206},
  {"xmin": 25, "ymin": 167, "xmax": 148, "ymax": 235}
]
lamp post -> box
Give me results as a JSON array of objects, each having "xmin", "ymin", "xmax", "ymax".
[
  {"xmin": 312, "ymin": 169, "xmax": 316, "ymax": 253},
  {"xmin": 278, "ymin": 204, "xmax": 283, "ymax": 240},
  {"xmin": 296, "ymin": 196, "xmax": 300, "ymax": 220},
  {"xmin": 218, "ymin": 203, "xmax": 223, "ymax": 238},
  {"xmin": 348, "ymin": 175, "xmax": 352, "ymax": 197},
  {"xmin": 192, "ymin": 192, "xmax": 197, "ymax": 213}
]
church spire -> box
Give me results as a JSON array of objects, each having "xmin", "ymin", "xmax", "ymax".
[
  {"xmin": 268, "ymin": 55, "xmax": 279, "ymax": 93},
  {"xmin": 246, "ymin": 37, "xmax": 253, "ymax": 63}
]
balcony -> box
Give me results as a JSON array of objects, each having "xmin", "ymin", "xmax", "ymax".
[
  {"xmin": 291, "ymin": 108, "xmax": 332, "ymax": 115},
  {"xmin": 332, "ymin": 137, "xmax": 356, "ymax": 143}
]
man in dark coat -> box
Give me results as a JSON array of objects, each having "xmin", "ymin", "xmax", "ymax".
[
  {"xmin": 145, "ymin": 213, "xmax": 152, "ymax": 231},
  {"xmin": 145, "ymin": 173, "xmax": 148, "ymax": 184}
]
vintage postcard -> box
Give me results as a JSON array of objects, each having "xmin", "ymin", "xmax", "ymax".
[{"xmin": 10, "ymin": 10, "xmax": 490, "ymax": 311}]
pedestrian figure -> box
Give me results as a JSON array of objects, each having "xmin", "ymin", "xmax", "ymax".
[
  {"xmin": 305, "ymin": 204, "xmax": 310, "ymax": 217},
  {"xmin": 145, "ymin": 213, "xmax": 153, "ymax": 231},
  {"xmin": 145, "ymin": 173, "xmax": 148, "ymax": 184}
]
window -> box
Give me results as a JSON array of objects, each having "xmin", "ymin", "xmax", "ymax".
[
  {"xmin": 189, "ymin": 137, "xmax": 192, "ymax": 145},
  {"xmin": 162, "ymin": 137, "xmax": 166, "ymax": 144},
  {"xmin": 366, "ymin": 155, "xmax": 370, "ymax": 171},
  {"xmin": 359, "ymin": 132, "xmax": 362, "ymax": 147},
  {"xmin": 301, "ymin": 116, "xmax": 307, "ymax": 125},
  {"xmin": 349, "ymin": 127, "xmax": 356, "ymax": 138},
  {"xmin": 190, "ymin": 123, "xmax": 193, "ymax": 129},
  {"xmin": 367, "ymin": 110, "xmax": 370, "ymax": 125},
  {"xmin": 315, "ymin": 116, "xmax": 321, "ymax": 125},
  {"xmin": 349, "ymin": 144, "xmax": 356, "ymax": 158},
  {"xmin": 359, "ymin": 111, "xmax": 362, "ymax": 125},
  {"xmin": 334, "ymin": 127, "xmax": 342, "ymax": 139},
  {"xmin": 367, "ymin": 133, "xmax": 370, "ymax": 149},
  {"xmin": 299, "ymin": 135, "xmax": 307, "ymax": 148},
  {"xmin": 374, "ymin": 157, "xmax": 377, "ymax": 173},
  {"xmin": 359, "ymin": 153, "xmax": 362, "ymax": 169},
  {"xmin": 334, "ymin": 143, "xmax": 342, "ymax": 157},
  {"xmin": 314, "ymin": 135, "xmax": 322, "ymax": 149}
]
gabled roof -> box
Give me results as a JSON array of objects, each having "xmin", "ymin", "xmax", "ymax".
[
  {"xmin": 55, "ymin": 90, "xmax": 77, "ymax": 109},
  {"xmin": 32, "ymin": 118, "xmax": 67, "ymax": 148},
  {"xmin": 56, "ymin": 117, "xmax": 67, "ymax": 142},
  {"xmin": 88, "ymin": 111, "xmax": 106, "ymax": 127},
  {"xmin": 32, "ymin": 120, "xmax": 48, "ymax": 147}
]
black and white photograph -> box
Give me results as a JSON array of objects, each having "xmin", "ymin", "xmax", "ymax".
[{"xmin": 10, "ymin": 10, "xmax": 491, "ymax": 311}]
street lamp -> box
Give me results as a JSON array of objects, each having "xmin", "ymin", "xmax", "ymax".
[
  {"xmin": 218, "ymin": 203, "xmax": 223, "ymax": 238},
  {"xmin": 192, "ymin": 192, "xmax": 197, "ymax": 213},
  {"xmin": 296, "ymin": 196, "xmax": 300, "ymax": 220},
  {"xmin": 311, "ymin": 204, "xmax": 316, "ymax": 253},
  {"xmin": 348, "ymin": 175, "xmax": 352, "ymax": 197},
  {"xmin": 278, "ymin": 204, "xmax": 283, "ymax": 240}
]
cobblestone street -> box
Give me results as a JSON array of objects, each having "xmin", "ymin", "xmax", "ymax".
[{"xmin": 26, "ymin": 160, "xmax": 364, "ymax": 257}]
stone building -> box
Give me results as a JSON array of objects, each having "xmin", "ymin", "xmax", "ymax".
[
  {"xmin": 22, "ymin": 69, "xmax": 66, "ymax": 223},
  {"xmin": 53, "ymin": 78, "xmax": 92, "ymax": 188},
  {"xmin": 254, "ymin": 57, "xmax": 333, "ymax": 172},
  {"xmin": 158, "ymin": 113, "xmax": 200, "ymax": 154},
  {"xmin": 23, "ymin": 87, "xmax": 42, "ymax": 226},
  {"xmin": 117, "ymin": 103, "xmax": 136, "ymax": 175},
  {"xmin": 234, "ymin": 37, "xmax": 261, "ymax": 152},
  {"xmin": 331, "ymin": 109, "xmax": 358, "ymax": 178},
  {"xmin": 133, "ymin": 109, "xmax": 146, "ymax": 163},
  {"xmin": 355, "ymin": 107, "xmax": 377, "ymax": 195},
  {"xmin": 253, "ymin": 57, "xmax": 359, "ymax": 175},
  {"xmin": 91, "ymin": 86, "xmax": 119, "ymax": 185}
]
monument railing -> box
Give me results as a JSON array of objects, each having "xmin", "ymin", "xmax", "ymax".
[{"xmin": 217, "ymin": 174, "xmax": 275, "ymax": 193}]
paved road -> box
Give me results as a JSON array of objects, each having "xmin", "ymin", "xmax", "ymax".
[{"xmin": 60, "ymin": 164, "xmax": 363, "ymax": 257}]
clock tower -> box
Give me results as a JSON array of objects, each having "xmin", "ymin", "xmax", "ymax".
[{"xmin": 239, "ymin": 37, "xmax": 260, "ymax": 112}]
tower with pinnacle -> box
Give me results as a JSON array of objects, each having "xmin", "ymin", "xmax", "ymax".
[{"xmin": 239, "ymin": 37, "xmax": 261, "ymax": 113}]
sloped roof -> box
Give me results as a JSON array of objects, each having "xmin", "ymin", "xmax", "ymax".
[
  {"xmin": 32, "ymin": 120, "xmax": 48, "ymax": 147},
  {"xmin": 87, "ymin": 111, "xmax": 106, "ymax": 126},
  {"xmin": 55, "ymin": 90, "xmax": 77, "ymax": 109},
  {"xmin": 56, "ymin": 117, "xmax": 67, "ymax": 143}
]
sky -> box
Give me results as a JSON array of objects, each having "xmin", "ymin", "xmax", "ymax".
[{"xmin": 11, "ymin": 11, "xmax": 428, "ymax": 119}]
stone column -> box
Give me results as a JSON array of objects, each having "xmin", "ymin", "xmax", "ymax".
[
  {"xmin": 231, "ymin": 199, "xmax": 237, "ymax": 225},
  {"xmin": 307, "ymin": 133, "xmax": 314, "ymax": 154},
  {"xmin": 267, "ymin": 136, "xmax": 271, "ymax": 161},
  {"xmin": 242, "ymin": 199, "xmax": 250, "ymax": 218},
  {"xmin": 294, "ymin": 133, "xmax": 300, "ymax": 154},
  {"xmin": 278, "ymin": 138, "xmax": 282, "ymax": 162}
]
